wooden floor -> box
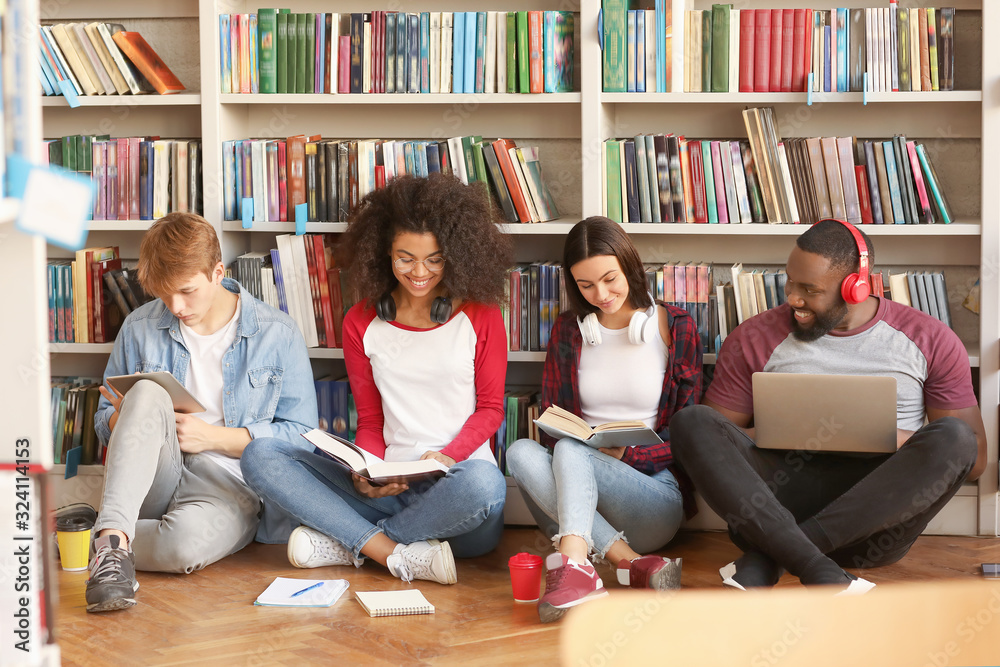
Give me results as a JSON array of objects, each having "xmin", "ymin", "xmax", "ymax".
[{"xmin": 53, "ymin": 528, "xmax": 999, "ymax": 666}]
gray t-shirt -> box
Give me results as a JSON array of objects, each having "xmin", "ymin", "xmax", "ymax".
[{"xmin": 706, "ymin": 297, "xmax": 976, "ymax": 432}]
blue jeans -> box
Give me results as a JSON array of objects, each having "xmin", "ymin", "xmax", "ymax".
[
  {"xmin": 507, "ymin": 437, "xmax": 683, "ymax": 557},
  {"xmin": 241, "ymin": 438, "xmax": 506, "ymax": 558}
]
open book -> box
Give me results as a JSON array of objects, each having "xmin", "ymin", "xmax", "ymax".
[
  {"xmin": 533, "ymin": 406, "xmax": 663, "ymax": 449},
  {"xmin": 302, "ymin": 429, "xmax": 449, "ymax": 485}
]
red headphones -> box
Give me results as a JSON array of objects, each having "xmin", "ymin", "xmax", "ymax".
[{"xmin": 819, "ymin": 219, "xmax": 870, "ymax": 304}]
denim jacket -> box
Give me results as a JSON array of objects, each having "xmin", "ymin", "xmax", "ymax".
[{"xmin": 95, "ymin": 277, "xmax": 318, "ymax": 459}]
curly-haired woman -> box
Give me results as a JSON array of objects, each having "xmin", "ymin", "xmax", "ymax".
[
  {"xmin": 242, "ymin": 174, "xmax": 512, "ymax": 585},
  {"xmin": 506, "ymin": 217, "xmax": 703, "ymax": 622}
]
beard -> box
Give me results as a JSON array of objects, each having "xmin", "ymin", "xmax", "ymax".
[{"xmin": 790, "ymin": 300, "xmax": 849, "ymax": 342}]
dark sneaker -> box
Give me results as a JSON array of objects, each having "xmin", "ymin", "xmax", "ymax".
[
  {"xmin": 616, "ymin": 555, "xmax": 682, "ymax": 590},
  {"xmin": 86, "ymin": 535, "xmax": 138, "ymax": 612},
  {"xmin": 537, "ymin": 553, "xmax": 608, "ymax": 623},
  {"xmin": 720, "ymin": 551, "xmax": 785, "ymax": 591}
]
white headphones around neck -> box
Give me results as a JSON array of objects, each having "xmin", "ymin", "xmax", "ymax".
[{"xmin": 578, "ymin": 295, "xmax": 659, "ymax": 347}]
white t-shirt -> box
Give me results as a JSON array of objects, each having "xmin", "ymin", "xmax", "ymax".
[
  {"xmin": 577, "ymin": 317, "xmax": 668, "ymax": 429},
  {"xmin": 179, "ymin": 300, "xmax": 243, "ymax": 481}
]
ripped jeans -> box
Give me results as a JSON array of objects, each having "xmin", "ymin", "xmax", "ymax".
[{"xmin": 507, "ymin": 437, "xmax": 683, "ymax": 558}]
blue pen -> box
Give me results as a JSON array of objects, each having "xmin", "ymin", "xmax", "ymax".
[{"xmin": 290, "ymin": 581, "xmax": 325, "ymax": 598}]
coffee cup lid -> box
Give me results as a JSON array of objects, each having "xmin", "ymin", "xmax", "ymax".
[
  {"xmin": 56, "ymin": 515, "xmax": 93, "ymax": 532},
  {"xmin": 508, "ymin": 552, "xmax": 542, "ymax": 567}
]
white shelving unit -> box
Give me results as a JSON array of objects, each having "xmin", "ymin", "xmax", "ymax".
[{"xmin": 44, "ymin": 0, "xmax": 998, "ymax": 535}]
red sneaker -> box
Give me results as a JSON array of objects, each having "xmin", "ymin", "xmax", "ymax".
[
  {"xmin": 616, "ymin": 556, "xmax": 682, "ymax": 590},
  {"xmin": 537, "ymin": 553, "xmax": 608, "ymax": 623}
]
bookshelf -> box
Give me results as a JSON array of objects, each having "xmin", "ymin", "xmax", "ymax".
[{"xmin": 43, "ymin": 0, "xmax": 998, "ymax": 536}]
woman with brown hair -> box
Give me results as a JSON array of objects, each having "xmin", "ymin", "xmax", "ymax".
[
  {"xmin": 507, "ymin": 216, "xmax": 703, "ymax": 622},
  {"xmin": 242, "ymin": 174, "xmax": 512, "ymax": 585}
]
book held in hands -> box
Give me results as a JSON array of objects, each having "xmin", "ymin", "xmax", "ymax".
[
  {"xmin": 533, "ymin": 405, "xmax": 663, "ymax": 449},
  {"xmin": 302, "ymin": 428, "xmax": 449, "ymax": 484}
]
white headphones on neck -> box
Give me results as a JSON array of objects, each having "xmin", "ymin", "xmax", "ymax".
[{"xmin": 578, "ymin": 294, "xmax": 659, "ymax": 346}]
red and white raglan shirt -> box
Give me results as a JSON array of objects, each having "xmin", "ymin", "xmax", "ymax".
[
  {"xmin": 707, "ymin": 297, "xmax": 977, "ymax": 430},
  {"xmin": 342, "ymin": 300, "xmax": 507, "ymax": 464}
]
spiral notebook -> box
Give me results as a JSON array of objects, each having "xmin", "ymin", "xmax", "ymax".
[{"xmin": 355, "ymin": 589, "xmax": 435, "ymax": 617}]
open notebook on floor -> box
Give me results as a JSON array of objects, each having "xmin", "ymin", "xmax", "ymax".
[
  {"xmin": 254, "ymin": 577, "xmax": 349, "ymax": 607},
  {"xmin": 355, "ymin": 589, "xmax": 435, "ymax": 617}
]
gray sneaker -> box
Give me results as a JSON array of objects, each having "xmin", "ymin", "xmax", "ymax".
[
  {"xmin": 85, "ymin": 535, "xmax": 138, "ymax": 612},
  {"xmin": 287, "ymin": 526, "xmax": 363, "ymax": 569},
  {"xmin": 386, "ymin": 539, "xmax": 457, "ymax": 585}
]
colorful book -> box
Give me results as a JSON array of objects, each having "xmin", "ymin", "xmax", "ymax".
[{"xmin": 112, "ymin": 31, "xmax": 185, "ymax": 94}]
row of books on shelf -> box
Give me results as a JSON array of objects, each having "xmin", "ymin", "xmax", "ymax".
[
  {"xmin": 43, "ymin": 135, "xmax": 202, "ymax": 221},
  {"xmin": 224, "ymin": 135, "xmax": 559, "ymax": 225},
  {"xmin": 495, "ymin": 389, "xmax": 542, "ymax": 475},
  {"xmin": 51, "ymin": 378, "xmax": 102, "ymax": 466},
  {"xmin": 744, "ymin": 106, "xmax": 952, "ymax": 225},
  {"xmin": 677, "ymin": 5, "xmax": 955, "ymax": 94},
  {"xmin": 38, "ymin": 22, "xmax": 185, "ymax": 96},
  {"xmin": 601, "ymin": 1, "xmax": 673, "ymax": 92},
  {"xmin": 221, "ymin": 9, "xmax": 574, "ymax": 96},
  {"xmin": 608, "ymin": 106, "xmax": 954, "ymax": 225},
  {"xmin": 232, "ymin": 234, "xmax": 345, "ymax": 349},
  {"xmin": 46, "ymin": 247, "xmax": 155, "ymax": 345}
]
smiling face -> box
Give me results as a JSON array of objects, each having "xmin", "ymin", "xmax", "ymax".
[
  {"xmin": 390, "ymin": 231, "xmax": 446, "ymax": 300},
  {"xmin": 784, "ymin": 246, "xmax": 850, "ymax": 342},
  {"xmin": 570, "ymin": 255, "xmax": 631, "ymax": 322}
]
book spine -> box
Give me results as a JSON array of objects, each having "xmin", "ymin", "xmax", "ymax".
[
  {"xmin": 736, "ymin": 10, "xmax": 753, "ymax": 93},
  {"xmin": 768, "ymin": 9, "xmax": 782, "ymax": 92},
  {"xmin": 779, "ymin": 8, "xmax": 793, "ymax": 92},
  {"xmin": 753, "ymin": 9, "xmax": 770, "ymax": 92},
  {"xmin": 710, "ymin": 4, "xmax": 729, "ymax": 93},
  {"xmin": 863, "ymin": 141, "xmax": 884, "ymax": 224},
  {"xmin": 906, "ymin": 141, "xmax": 933, "ymax": 224},
  {"xmin": 602, "ymin": 0, "xmax": 627, "ymax": 92},
  {"xmin": 710, "ymin": 140, "xmax": 728, "ymax": 223}
]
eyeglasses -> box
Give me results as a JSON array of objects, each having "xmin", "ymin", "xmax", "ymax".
[{"xmin": 394, "ymin": 256, "xmax": 446, "ymax": 274}]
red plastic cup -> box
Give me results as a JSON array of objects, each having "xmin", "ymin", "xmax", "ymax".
[{"xmin": 508, "ymin": 552, "xmax": 543, "ymax": 603}]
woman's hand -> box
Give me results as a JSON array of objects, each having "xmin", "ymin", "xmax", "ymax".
[
  {"xmin": 420, "ymin": 450, "xmax": 456, "ymax": 467},
  {"xmin": 598, "ymin": 446, "xmax": 626, "ymax": 460},
  {"xmin": 353, "ymin": 473, "xmax": 408, "ymax": 498}
]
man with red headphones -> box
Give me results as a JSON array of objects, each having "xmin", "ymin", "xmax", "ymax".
[{"xmin": 670, "ymin": 219, "xmax": 986, "ymax": 594}]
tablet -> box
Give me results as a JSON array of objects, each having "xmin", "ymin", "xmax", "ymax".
[{"xmin": 106, "ymin": 371, "xmax": 206, "ymax": 414}]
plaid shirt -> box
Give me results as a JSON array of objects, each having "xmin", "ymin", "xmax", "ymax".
[{"xmin": 540, "ymin": 304, "xmax": 703, "ymax": 478}]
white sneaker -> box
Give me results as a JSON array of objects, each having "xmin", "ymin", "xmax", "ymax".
[
  {"xmin": 287, "ymin": 526, "xmax": 362, "ymax": 569},
  {"xmin": 386, "ymin": 539, "xmax": 457, "ymax": 585}
]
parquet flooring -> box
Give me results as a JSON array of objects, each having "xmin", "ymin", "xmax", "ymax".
[{"xmin": 53, "ymin": 528, "xmax": 999, "ymax": 666}]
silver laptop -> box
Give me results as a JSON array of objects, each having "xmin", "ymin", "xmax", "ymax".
[{"xmin": 752, "ymin": 372, "xmax": 897, "ymax": 453}]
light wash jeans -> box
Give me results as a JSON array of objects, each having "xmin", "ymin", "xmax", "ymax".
[
  {"xmin": 507, "ymin": 437, "xmax": 683, "ymax": 557},
  {"xmin": 241, "ymin": 438, "xmax": 507, "ymax": 558},
  {"xmin": 93, "ymin": 380, "xmax": 262, "ymax": 573}
]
